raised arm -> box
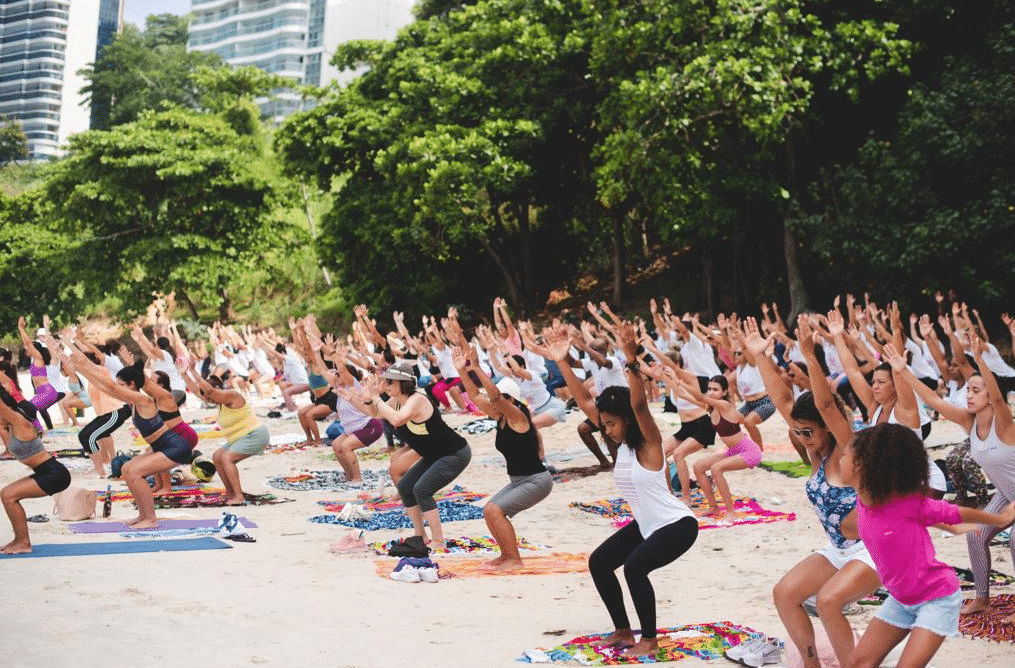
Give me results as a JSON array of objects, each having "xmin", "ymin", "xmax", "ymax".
[
  {"xmin": 742, "ymin": 318, "xmax": 793, "ymax": 422},
  {"xmin": 883, "ymin": 344, "xmax": 971, "ymax": 429},
  {"xmin": 798, "ymin": 315, "xmax": 854, "ymax": 447},
  {"xmin": 828, "ymin": 311, "xmax": 875, "ymax": 414},
  {"xmin": 544, "ymin": 326, "xmax": 598, "ymax": 423},
  {"xmin": 616, "ymin": 321, "xmax": 661, "ymax": 453}
]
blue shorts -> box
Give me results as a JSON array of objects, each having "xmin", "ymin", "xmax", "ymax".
[
  {"xmin": 874, "ymin": 589, "xmax": 962, "ymax": 638},
  {"xmin": 152, "ymin": 430, "xmax": 194, "ymax": 465}
]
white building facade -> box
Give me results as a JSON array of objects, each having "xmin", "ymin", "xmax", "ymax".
[
  {"xmin": 0, "ymin": 0, "xmax": 122, "ymax": 160},
  {"xmin": 187, "ymin": 0, "xmax": 414, "ymax": 120}
]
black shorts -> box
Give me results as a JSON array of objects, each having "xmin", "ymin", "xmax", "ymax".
[
  {"xmin": 673, "ymin": 413, "xmax": 716, "ymax": 447},
  {"xmin": 152, "ymin": 430, "xmax": 194, "ymax": 465},
  {"xmin": 313, "ymin": 390, "xmax": 338, "ymax": 412},
  {"xmin": 31, "ymin": 457, "xmax": 72, "ymax": 496}
]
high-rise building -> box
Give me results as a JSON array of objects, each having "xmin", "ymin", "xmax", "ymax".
[
  {"xmin": 0, "ymin": 0, "xmax": 123, "ymax": 160},
  {"xmin": 187, "ymin": 0, "xmax": 414, "ymax": 120}
]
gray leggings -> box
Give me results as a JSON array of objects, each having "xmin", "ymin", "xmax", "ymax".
[{"xmin": 397, "ymin": 445, "xmax": 472, "ymax": 512}]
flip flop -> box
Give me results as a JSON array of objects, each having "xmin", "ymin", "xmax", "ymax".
[
  {"xmin": 224, "ymin": 533, "xmax": 256, "ymax": 543},
  {"xmin": 27, "ymin": 514, "xmax": 49, "ymax": 523}
]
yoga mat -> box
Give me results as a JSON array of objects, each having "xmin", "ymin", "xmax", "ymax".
[
  {"xmin": 70, "ymin": 518, "xmax": 257, "ymax": 534},
  {"xmin": 960, "ymin": 594, "xmax": 1015, "ymax": 643},
  {"xmin": 265, "ymin": 468, "xmax": 388, "ymax": 492},
  {"xmin": 310, "ymin": 500, "xmax": 484, "ymax": 530},
  {"xmin": 519, "ymin": 621, "xmax": 767, "ymax": 664},
  {"xmin": 0, "ymin": 537, "xmax": 232, "ymax": 559},
  {"xmin": 369, "ymin": 534, "xmax": 550, "ymax": 556},
  {"xmin": 375, "ymin": 552, "xmax": 589, "ymax": 580},
  {"xmin": 570, "ymin": 495, "xmax": 795, "ymax": 530},
  {"xmin": 318, "ymin": 485, "xmax": 486, "ymax": 512},
  {"xmin": 760, "ymin": 460, "xmax": 812, "ymax": 478}
]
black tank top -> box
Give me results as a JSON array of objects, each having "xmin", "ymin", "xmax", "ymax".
[
  {"xmin": 495, "ymin": 408, "xmax": 546, "ymax": 476},
  {"xmin": 394, "ymin": 392, "xmax": 467, "ymax": 460}
]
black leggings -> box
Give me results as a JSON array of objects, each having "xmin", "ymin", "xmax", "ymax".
[
  {"xmin": 589, "ymin": 516, "xmax": 698, "ymax": 638},
  {"xmin": 78, "ymin": 405, "xmax": 131, "ymax": 454}
]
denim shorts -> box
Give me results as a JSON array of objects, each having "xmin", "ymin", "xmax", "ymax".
[{"xmin": 875, "ymin": 589, "xmax": 962, "ymax": 638}]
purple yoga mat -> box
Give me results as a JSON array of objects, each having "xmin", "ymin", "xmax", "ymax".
[{"xmin": 69, "ymin": 518, "xmax": 257, "ymax": 534}]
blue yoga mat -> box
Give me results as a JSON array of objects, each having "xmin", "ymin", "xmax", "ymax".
[{"xmin": 0, "ymin": 536, "xmax": 232, "ymax": 559}]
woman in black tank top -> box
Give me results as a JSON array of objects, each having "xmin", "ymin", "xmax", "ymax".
[{"xmin": 454, "ymin": 346, "xmax": 552, "ymax": 570}]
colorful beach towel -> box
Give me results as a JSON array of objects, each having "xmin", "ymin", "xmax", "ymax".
[
  {"xmin": 374, "ymin": 552, "xmax": 589, "ymax": 580},
  {"xmin": 991, "ymin": 529, "xmax": 1011, "ymax": 547},
  {"xmin": 860, "ymin": 567, "xmax": 1015, "ymax": 606},
  {"xmin": 960, "ymin": 594, "xmax": 1015, "ymax": 643},
  {"xmin": 369, "ymin": 534, "xmax": 550, "ymax": 556},
  {"xmin": 310, "ymin": 500, "xmax": 484, "ymax": 530},
  {"xmin": 571, "ymin": 496, "xmax": 796, "ymax": 530},
  {"xmin": 265, "ymin": 468, "xmax": 388, "ymax": 492},
  {"xmin": 760, "ymin": 460, "xmax": 812, "ymax": 479},
  {"xmin": 265, "ymin": 433, "xmax": 319, "ymax": 454},
  {"xmin": 318, "ymin": 485, "xmax": 487, "ymax": 512},
  {"xmin": 519, "ymin": 621, "xmax": 768, "ymax": 664}
]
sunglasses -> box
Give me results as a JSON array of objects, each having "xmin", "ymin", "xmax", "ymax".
[{"xmin": 792, "ymin": 427, "xmax": 815, "ymax": 438}]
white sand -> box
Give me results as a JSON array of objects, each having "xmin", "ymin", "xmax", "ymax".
[{"xmin": 1, "ymin": 402, "xmax": 1010, "ymax": 668}]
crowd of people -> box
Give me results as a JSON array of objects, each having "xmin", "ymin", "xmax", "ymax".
[{"xmin": 2, "ymin": 290, "xmax": 1015, "ymax": 668}]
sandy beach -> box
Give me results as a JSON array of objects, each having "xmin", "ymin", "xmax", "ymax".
[{"xmin": 2, "ymin": 400, "xmax": 1011, "ymax": 668}]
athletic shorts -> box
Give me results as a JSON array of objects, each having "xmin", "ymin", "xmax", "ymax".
[
  {"xmin": 739, "ymin": 395, "xmax": 776, "ymax": 421},
  {"xmin": 31, "ymin": 457, "xmax": 72, "ymax": 496},
  {"xmin": 488, "ymin": 471, "xmax": 553, "ymax": 517},
  {"xmin": 673, "ymin": 413, "xmax": 716, "ymax": 446},
  {"xmin": 313, "ymin": 390, "xmax": 338, "ymax": 412},
  {"xmin": 726, "ymin": 435, "xmax": 762, "ymax": 468},
  {"xmin": 225, "ymin": 425, "xmax": 270, "ymax": 456},
  {"xmin": 351, "ymin": 419, "xmax": 384, "ymax": 447},
  {"xmin": 532, "ymin": 396, "xmax": 567, "ymax": 423},
  {"xmin": 152, "ymin": 430, "xmax": 194, "ymax": 465},
  {"xmin": 875, "ymin": 589, "xmax": 961, "ymax": 638},
  {"xmin": 815, "ymin": 540, "xmax": 876, "ymax": 571}
]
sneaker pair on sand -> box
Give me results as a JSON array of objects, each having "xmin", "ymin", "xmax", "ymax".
[
  {"xmin": 390, "ymin": 557, "xmax": 439, "ymax": 583},
  {"xmin": 725, "ymin": 637, "xmax": 781, "ymax": 666}
]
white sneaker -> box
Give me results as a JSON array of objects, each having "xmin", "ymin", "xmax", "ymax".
[
  {"xmin": 389, "ymin": 564, "xmax": 420, "ymax": 583},
  {"xmin": 418, "ymin": 566, "xmax": 439, "ymax": 583},
  {"xmin": 725, "ymin": 638, "xmax": 763, "ymax": 662},
  {"xmin": 741, "ymin": 639, "xmax": 781, "ymax": 667}
]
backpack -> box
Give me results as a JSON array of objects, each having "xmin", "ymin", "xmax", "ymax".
[
  {"xmin": 110, "ymin": 451, "xmax": 132, "ymax": 478},
  {"xmin": 53, "ymin": 487, "xmax": 97, "ymax": 521}
]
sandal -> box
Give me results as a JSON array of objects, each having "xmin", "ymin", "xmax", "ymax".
[{"xmin": 27, "ymin": 514, "xmax": 49, "ymax": 523}]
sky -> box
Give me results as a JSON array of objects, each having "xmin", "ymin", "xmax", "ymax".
[{"xmin": 123, "ymin": 0, "xmax": 192, "ymax": 28}]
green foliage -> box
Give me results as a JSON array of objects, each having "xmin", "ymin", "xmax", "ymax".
[
  {"xmin": 80, "ymin": 14, "xmax": 223, "ymax": 129},
  {"xmin": 0, "ymin": 116, "xmax": 28, "ymax": 166},
  {"xmin": 42, "ymin": 108, "xmax": 303, "ymax": 320}
]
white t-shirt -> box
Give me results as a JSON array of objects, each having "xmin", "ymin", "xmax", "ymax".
[
  {"xmin": 680, "ymin": 335, "xmax": 720, "ymax": 377},
  {"xmin": 582, "ymin": 355, "xmax": 627, "ymax": 394},
  {"xmin": 981, "ymin": 344, "xmax": 1015, "ymax": 379},
  {"xmin": 905, "ymin": 339, "xmax": 939, "ymax": 380},
  {"xmin": 283, "ymin": 351, "xmax": 309, "ymax": 385},
  {"xmin": 152, "ymin": 349, "xmax": 187, "ymax": 392},
  {"xmin": 736, "ymin": 364, "xmax": 765, "ymax": 397}
]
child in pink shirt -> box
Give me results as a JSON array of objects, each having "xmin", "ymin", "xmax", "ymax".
[{"xmin": 841, "ymin": 424, "xmax": 1015, "ymax": 668}]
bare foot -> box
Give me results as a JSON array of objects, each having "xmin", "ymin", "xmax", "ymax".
[
  {"xmin": 598, "ymin": 460, "xmax": 613, "ymax": 471},
  {"xmin": 485, "ymin": 555, "xmax": 508, "ymax": 568},
  {"xmin": 152, "ymin": 489, "xmax": 172, "ymax": 498},
  {"xmin": 715, "ymin": 510, "xmax": 746, "ymax": 523},
  {"xmin": 124, "ymin": 515, "xmax": 146, "ymax": 526},
  {"xmin": 621, "ymin": 637, "xmax": 660, "ymax": 657},
  {"xmin": 591, "ymin": 629, "xmax": 635, "ymax": 648},
  {"xmin": 961, "ymin": 597, "xmax": 990, "ymax": 615},
  {"xmin": 0, "ymin": 540, "xmax": 32, "ymax": 554},
  {"xmin": 491, "ymin": 558, "xmax": 525, "ymax": 571},
  {"xmin": 224, "ymin": 497, "xmax": 246, "ymax": 506},
  {"xmin": 131, "ymin": 518, "xmax": 159, "ymax": 529},
  {"xmin": 694, "ymin": 506, "xmax": 719, "ymax": 518}
]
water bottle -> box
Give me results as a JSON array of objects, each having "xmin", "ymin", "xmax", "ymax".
[{"xmin": 102, "ymin": 484, "xmax": 112, "ymax": 518}]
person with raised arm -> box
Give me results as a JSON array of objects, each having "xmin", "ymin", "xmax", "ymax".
[
  {"xmin": 322, "ymin": 344, "xmax": 385, "ymax": 484},
  {"xmin": 0, "ymin": 387, "xmax": 71, "ymax": 553},
  {"xmin": 675, "ymin": 367, "xmax": 762, "ymax": 522},
  {"xmin": 181, "ymin": 366, "xmax": 269, "ymax": 505},
  {"xmin": 759, "ymin": 315, "xmax": 881, "ymax": 668},
  {"xmin": 343, "ymin": 361, "xmax": 471, "ymax": 549},
  {"xmin": 884, "ymin": 332, "xmax": 1015, "ymax": 620},
  {"xmin": 452, "ymin": 345, "xmax": 552, "ymax": 570},
  {"xmin": 16, "ymin": 316, "xmax": 61, "ymax": 430},
  {"xmin": 560, "ymin": 320, "xmax": 698, "ymax": 658},
  {"xmin": 70, "ymin": 351, "xmax": 191, "ymax": 528},
  {"xmin": 729, "ymin": 325, "xmax": 776, "ymax": 447}
]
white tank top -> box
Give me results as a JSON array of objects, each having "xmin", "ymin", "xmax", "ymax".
[
  {"xmin": 613, "ymin": 444, "xmax": 694, "ymax": 538},
  {"xmin": 969, "ymin": 417, "xmax": 1015, "ymax": 499}
]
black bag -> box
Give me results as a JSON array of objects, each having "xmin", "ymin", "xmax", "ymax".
[
  {"xmin": 387, "ymin": 535, "xmax": 429, "ymax": 558},
  {"xmin": 110, "ymin": 451, "xmax": 133, "ymax": 478}
]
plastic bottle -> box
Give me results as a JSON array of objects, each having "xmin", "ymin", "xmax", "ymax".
[{"xmin": 102, "ymin": 484, "xmax": 112, "ymax": 518}]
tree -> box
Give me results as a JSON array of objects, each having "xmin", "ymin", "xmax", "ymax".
[
  {"xmin": 277, "ymin": 0, "xmax": 598, "ymax": 313},
  {"xmin": 0, "ymin": 116, "xmax": 28, "ymax": 166},
  {"xmin": 42, "ymin": 108, "xmax": 303, "ymax": 321},
  {"xmin": 80, "ymin": 14, "xmax": 223, "ymax": 130}
]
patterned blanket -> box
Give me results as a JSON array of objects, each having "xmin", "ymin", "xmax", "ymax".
[
  {"xmin": 570, "ymin": 495, "xmax": 796, "ymax": 530},
  {"xmin": 369, "ymin": 534, "xmax": 550, "ymax": 556},
  {"xmin": 309, "ymin": 499, "xmax": 484, "ymax": 530}
]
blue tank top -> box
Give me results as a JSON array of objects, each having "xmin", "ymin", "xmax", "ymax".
[
  {"xmin": 132, "ymin": 408, "xmax": 164, "ymax": 438},
  {"xmin": 805, "ymin": 456, "xmax": 859, "ymax": 549}
]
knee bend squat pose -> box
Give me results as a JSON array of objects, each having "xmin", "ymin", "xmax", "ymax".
[
  {"xmin": 346, "ymin": 361, "xmax": 471, "ymax": 548},
  {"xmin": 453, "ymin": 345, "xmax": 552, "ymax": 570},
  {"xmin": 886, "ymin": 331, "xmax": 1015, "ymax": 619},
  {"xmin": 550, "ymin": 321, "xmax": 697, "ymax": 658},
  {"xmin": 841, "ymin": 424, "xmax": 1015, "ymax": 668},
  {"xmin": 0, "ymin": 387, "xmax": 71, "ymax": 554}
]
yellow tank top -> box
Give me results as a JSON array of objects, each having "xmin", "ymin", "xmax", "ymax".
[{"xmin": 218, "ymin": 403, "xmax": 260, "ymax": 444}]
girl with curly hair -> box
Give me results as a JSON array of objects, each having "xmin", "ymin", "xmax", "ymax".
[{"xmin": 842, "ymin": 423, "xmax": 1015, "ymax": 668}]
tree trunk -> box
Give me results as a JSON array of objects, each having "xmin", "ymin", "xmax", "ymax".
[
  {"xmin": 218, "ymin": 287, "xmax": 236, "ymax": 323},
  {"xmin": 610, "ymin": 211, "xmax": 626, "ymax": 306},
  {"xmin": 783, "ymin": 132, "xmax": 810, "ymax": 319},
  {"xmin": 478, "ymin": 235, "xmax": 520, "ymax": 306},
  {"xmin": 177, "ymin": 288, "xmax": 200, "ymax": 321},
  {"xmin": 516, "ymin": 203, "xmax": 534, "ymax": 299},
  {"xmin": 702, "ymin": 251, "xmax": 715, "ymax": 317}
]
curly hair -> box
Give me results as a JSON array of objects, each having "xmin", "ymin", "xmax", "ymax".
[
  {"xmin": 851, "ymin": 423, "xmax": 928, "ymax": 506},
  {"xmin": 595, "ymin": 386, "xmax": 644, "ymax": 451}
]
